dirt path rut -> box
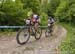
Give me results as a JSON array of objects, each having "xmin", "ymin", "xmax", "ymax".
[{"xmin": 0, "ymin": 26, "xmax": 67, "ymax": 54}]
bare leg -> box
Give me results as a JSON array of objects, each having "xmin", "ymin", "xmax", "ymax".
[{"xmin": 34, "ymin": 23, "xmax": 39, "ymax": 31}]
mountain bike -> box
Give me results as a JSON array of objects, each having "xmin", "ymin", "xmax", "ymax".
[
  {"xmin": 45, "ymin": 24, "xmax": 54, "ymax": 37},
  {"xmin": 16, "ymin": 23, "xmax": 42, "ymax": 45}
]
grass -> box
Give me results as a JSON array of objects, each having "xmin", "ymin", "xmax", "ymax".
[
  {"xmin": 0, "ymin": 31, "xmax": 17, "ymax": 37},
  {"xmin": 24, "ymin": 47, "xmax": 34, "ymax": 51},
  {"xmin": 59, "ymin": 22, "xmax": 75, "ymax": 54}
]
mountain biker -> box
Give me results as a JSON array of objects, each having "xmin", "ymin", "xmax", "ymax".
[
  {"xmin": 24, "ymin": 13, "xmax": 40, "ymax": 35},
  {"xmin": 31, "ymin": 13, "xmax": 40, "ymax": 30},
  {"xmin": 48, "ymin": 15, "xmax": 55, "ymax": 34}
]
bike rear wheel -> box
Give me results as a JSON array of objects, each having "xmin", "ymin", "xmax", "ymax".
[
  {"xmin": 45, "ymin": 27, "xmax": 53, "ymax": 37},
  {"xmin": 16, "ymin": 28, "xmax": 30, "ymax": 45}
]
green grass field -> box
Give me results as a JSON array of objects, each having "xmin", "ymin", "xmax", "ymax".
[{"xmin": 60, "ymin": 23, "xmax": 75, "ymax": 54}]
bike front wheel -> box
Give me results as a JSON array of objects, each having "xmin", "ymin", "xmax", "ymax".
[
  {"xmin": 35, "ymin": 27, "xmax": 42, "ymax": 40},
  {"xmin": 16, "ymin": 28, "xmax": 30, "ymax": 45},
  {"xmin": 45, "ymin": 28, "xmax": 51, "ymax": 37},
  {"xmin": 45, "ymin": 27, "xmax": 53, "ymax": 37}
]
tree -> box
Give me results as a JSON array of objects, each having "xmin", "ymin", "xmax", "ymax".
[
  {"xmin": 0, "ymin": 0, "xmax": 25, "ymax": 26},
  {"xmin": 55, "ymin": 0, "xmax": 75, "ymax": 23},
  {"xmin": 47, "ymin": 0, "xmax": 60, "ymax": 16},
  {"xmin": 21, "ymin": 0, "xmax": 40, "ymax": 14}
]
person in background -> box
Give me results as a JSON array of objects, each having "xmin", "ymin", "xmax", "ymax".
[
  {"xmin": 48, "ymin": 15, "xmax": 55, "ymax": 26},
  {"xmin": 47, "ymin": 15, "xmax": 55, "ymax": 35}
]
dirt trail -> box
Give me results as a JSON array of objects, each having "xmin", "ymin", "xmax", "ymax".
[{"xmin": 0, "ymin": 26, "xmax": 67, "ymax": 54}]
